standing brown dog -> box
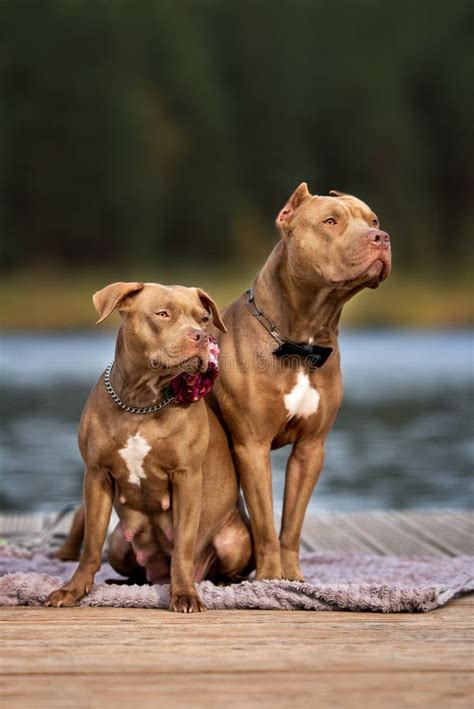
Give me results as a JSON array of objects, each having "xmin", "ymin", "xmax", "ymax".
[
  {"xmin": 212, "ymin": 183, "xmax": 391, "ymax": 580},
  {"xmin": 46, "ymin": 282, "xmax": 252, "ymax": 612}
]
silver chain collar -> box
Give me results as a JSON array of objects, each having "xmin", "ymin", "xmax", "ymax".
[
  {"xmin": 246, "ymin": 287, "xmax": 286, "ymax": 344},
  {"xmin": 103, "ymin": 362, "xmax": 176, "ymax": 415},
  {"xmin": 245, "ymin": 286, "xmax": 333, "ymax": 368}
]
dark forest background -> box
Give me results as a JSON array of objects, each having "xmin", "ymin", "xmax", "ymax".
[{"xmin": 0, "ymin": 0, "xmax": 473, "ymax": 327}]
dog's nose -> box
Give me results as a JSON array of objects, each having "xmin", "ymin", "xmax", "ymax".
[
  {"xmin": 367, "ymin": 229, "xmax": 390, "ymax": 247},
  {"xmin": 188, "ymin": 328, "xmax": 208, "ymax": 345}
]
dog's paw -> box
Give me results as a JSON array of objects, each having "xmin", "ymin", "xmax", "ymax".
[
  {"xmin": 280, "ymin": 551, "xmax": 304, "ymax": 582},
  {"xmin": 282, "ymin": 572, "xmax": 305, "ymax": 583},
  {"xmin": 255, "ymin": 563, "xmax": 282, "ymax": 581},
  {"xmin": 44, "ymin": 586, "xmax": 87, "ymax": 607},
  {"xmin": 255, "ymin": 554, "xmax": 282, "ymax": 581},
  {"xmin": 281, "ymin": 562, "xmax": 305, "ymax": 582},
  {"xmin": 169, "ymin": 593, "xmax": 206, "ymax": 613}
]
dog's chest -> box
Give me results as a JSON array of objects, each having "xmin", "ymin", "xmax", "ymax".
[
  {"xmin": 273, "ymin": 362, "xmax": 342, "ymax": 445},
  {"xmin": 118, "ymin": 432, "xmax": 151, "ymax": 486},
  {"xmin": 113, "ymin": 428, "xmax": 173, "ymax": 493},
  {"xmin": 112, "ymin": 430, "xmax": 172, "ymax": 514},
  {"xmin": 283, "ymin": 370, "xmax": 320, "ymax": 419}
]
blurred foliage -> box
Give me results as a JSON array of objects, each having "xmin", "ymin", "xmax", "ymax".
[
  {"xmin": 1, "ymin": 0, "xmax": 473, "ymax": 277},
  {"xmin": 0, "ymin": 267, "xmax": 472, "ymax": 329}
]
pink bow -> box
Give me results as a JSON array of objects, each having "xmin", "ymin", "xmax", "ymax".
[{"xmin": 169, "ymin": 336, "xmax": 220, "ymax": 404}]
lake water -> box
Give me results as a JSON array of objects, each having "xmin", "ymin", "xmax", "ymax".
[{"xmin": 1, "ymin": 330, "xmax": 473, "ymax": 513}]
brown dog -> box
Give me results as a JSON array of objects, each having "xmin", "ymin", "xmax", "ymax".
[
  {"xmin": 211, "ymin": 183, "xmax": 391, "ymax": 580},
  {"xmin": 46, "ymin": 282, "xmax": 252, "ymax": 612}
]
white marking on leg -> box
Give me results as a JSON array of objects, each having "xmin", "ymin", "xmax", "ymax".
[
  {"xmin": 284, "ymin": 371, "xmax": 320, "ymax": 419},
  {"xmin": 118, "ymin": 433, "xmax": 151, "ymax": 486}
]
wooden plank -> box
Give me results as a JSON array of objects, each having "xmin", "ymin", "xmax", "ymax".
[
  {"xmin": 393, "ymin": 510, "xmax": 474, "ymax": 555},
  {"xmin": 0, "ymin": 513, "xmax": 49, "ymax": 537},
  {"xmin": 300, "ymin": 514, "xmax": 376, "ymax": 553},
  {"xmin": 1, "ymin": 599, "xmax": 472, "ymax": 624},
  {"xmin": 1, "ymin": 509, "xmax": 473, "ymax": 556},
  {"xmin": 0, "ymin": 672, "xmax": 473, "ymax": 708},
  {"xmin": 0, "ymin": 600, "xmax": 472, "ymax": 708},
  {"xmin": 0, "ymin": 604, "xmax": 473, "ymax": 675},
  {"xmin": 344, "ymin": 511, "xmax": 452, "ymax": 555},
  {"xmin": 301, "ymin": 510, "xmax": 473, "ymax": 556}
]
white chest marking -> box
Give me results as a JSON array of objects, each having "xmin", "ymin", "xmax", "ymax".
[
  {"xmin": 118, "ymin": 433, "xmax": 151, "ymax": 486},
  {"xmin": 284, "ymin": 371, "xmax": 320, "ymax": 419}
]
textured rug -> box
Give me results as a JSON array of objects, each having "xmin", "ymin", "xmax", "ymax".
[{"xmin": 1, "ymin": 545, "xmax": 473, "ymax": 612}]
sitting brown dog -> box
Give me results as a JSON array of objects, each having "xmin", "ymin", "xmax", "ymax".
[
  {"xmin": 46, "ymin": 282, "xmax": 252, "ymax": 612},
  {"xmin": 211, "ymin": 184, "xmax": 391, "ymax": 581}
]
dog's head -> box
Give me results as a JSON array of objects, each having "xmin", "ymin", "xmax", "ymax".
[
  {"xmin": 93, "ymin": 282, "xmax": 226, "ymax": 375},
  {"xmin": 276, "ymin": 183, "xmax": 391, "ymax": 290}
]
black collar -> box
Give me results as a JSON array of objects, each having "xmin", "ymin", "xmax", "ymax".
[{"xmin": 246, "ymin": 287, "xmax": 332, "ymax": 369}]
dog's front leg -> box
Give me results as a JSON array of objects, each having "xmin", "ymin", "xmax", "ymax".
[
  {"xmin": 53, "ymin": 500, "xmax": 85, "ymax": 561},
  {"xmin": 233, "ymin": 442, "xmax": 282, "ymax": 580},
  {"xmin": 46, "ymin": 467, "xmax": 113, "ymax": 607},
  {"xmin": 169, "ymin": 468, "xmax": 205, "ymax": 613},
  {"xmin": 280, "ymin": 439, "xmax": 325, "ymax": 581}
]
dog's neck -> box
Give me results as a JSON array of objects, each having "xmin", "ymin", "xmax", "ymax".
[
  {"xmin": 254, "ymin": 242, "xmax": 352, "ymax": 345},
  {"xmin": 110, "ymin": 329, "xmax": 176, "ymax": 407}
]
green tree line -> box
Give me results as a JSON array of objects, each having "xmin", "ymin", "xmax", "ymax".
[{"xmin": 1, "ymin": 0, "xmax": 473, "ymax": 273}]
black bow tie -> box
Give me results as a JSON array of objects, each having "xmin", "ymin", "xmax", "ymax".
[{"xmin": 273, "ymin": 341, "xmax": 333, "ymax": 369}]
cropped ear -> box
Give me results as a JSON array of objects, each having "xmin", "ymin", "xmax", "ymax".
[
  {"xmin": 195, "ymin": 288, "xmax": 227, "ymax": 333},
  {"xmin": 329, "ymin": 189, "xmax": 346, "ymax": 197},
  {"xmin": 93, "ymin": 282, "xmax": 144, "ymax": 324},
  {"xmin": 276, "ymin": 182, "xmax": 312, "ymax": 234}
]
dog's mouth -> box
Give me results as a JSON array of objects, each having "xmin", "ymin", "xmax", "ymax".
[
  {"xmin": 150, "ymin": 354, "xmax": 208, "ymax": 374},
  {"xmin": 330, "ymin": 256, "xmax": 391, "ymax": 290},
  {"xmin": 178, "ymin": 354, "xmax": 209, "ymax": 374},
  {"xmin": 361, "ymin": 258, "xmax": 387, "ymax": 288}
]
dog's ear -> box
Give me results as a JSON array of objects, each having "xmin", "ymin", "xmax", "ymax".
[
  {"xmin": 195, "ymin": 288, "xmax": 227, "ymax": 333},
  {"xmin": 93, "ymin": 282, "xmax": 144, "ymax": 324},
  {"xmin": 276, "ymin": 182, "xmax": 311, "ymax": 233},
  {"xmin": 329, "ymin": 189, "xmax": 346, "ymax": 197}
]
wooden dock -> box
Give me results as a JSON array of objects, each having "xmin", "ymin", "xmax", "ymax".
[{"xmin": 0, "ymin": 509, "xmax": 473, "ymax": 708}]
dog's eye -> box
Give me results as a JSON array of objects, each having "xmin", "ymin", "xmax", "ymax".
[
  {"xmin": 202, "ymin": 316, "xmax": 210, "ymax": 324},
  {"xmin": 372, "ymin": 218, "xmax": 379, "ymax": 227},
  {"xmin": 323, "ymin": 217, "xmax": 337, "ymax": 225},
  {"xmin": 155, "ymin": 310, "xmax": 170, "ymax": 319}
]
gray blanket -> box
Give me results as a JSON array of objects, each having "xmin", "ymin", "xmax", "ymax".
[{"xmin": 1, "ymin": 545, "xmax": 472, "ymax": 611}]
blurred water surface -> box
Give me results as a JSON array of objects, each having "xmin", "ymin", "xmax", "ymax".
[{"xmin": 1, "ymin": 330, "xmax": 472, "ymax": 512}]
